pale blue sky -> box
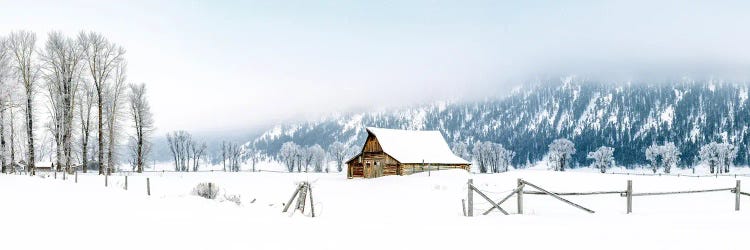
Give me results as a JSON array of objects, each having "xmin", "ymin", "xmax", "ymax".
[{"xmin": 1, "ymin": 1, "xmax": 749, "ymax": 132}]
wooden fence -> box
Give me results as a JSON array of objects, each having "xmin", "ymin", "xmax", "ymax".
[
  {"xmin": 465, "ymin": 178, "xmax": 747, "ymax": 216},
  {"xmin": 607, "ymin": 171, "xmax": 750, "ymax": 178}
]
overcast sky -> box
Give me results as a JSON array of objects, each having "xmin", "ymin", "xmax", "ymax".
[{"xmin": 2, "ymin": 1, "xmax": 749, "ymax": 133}]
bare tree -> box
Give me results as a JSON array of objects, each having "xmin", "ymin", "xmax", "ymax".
[
  {"xmin": 79, "ymin": 31, "xmax": 125, "ymax": 175},
  {"xmin": 221, "ymin": 141, "xmax": 227, "ymax": 171},
  {"xmin": 246, "ymin": 147, "xmax": 259, "ymax": 172},
  {"xmin": 8, "ymin": 31, "xmax": 40, "ymax": 175},
  {"xmin": 127, "ymin": 83, "xmax": 153, "ymax": 173},
  {"xmin": 102, "ymin": 61, "xmax": 127, "ymax": 174},
  {"xmin": 280, "ymin": 141, "xmax": 300, "ymax": 173},
  {"xmin": 78, "ymin": 82, "xmax": 94, "ymax": 172},
  {"xmin": 41, "ymin": 31, "xmax": 83, "ymax": 173},
  {"xmin": 308, "ymin": 144, "xmax": 326, "ymax": 173},
  {"xmin": 166, "ymin": 130, "xmax": 191, "ymax": 172},
  {"xmin": 218, "ymin": 141, "xmax": 242, "ymax": 172},
  {"xmin": 328, "ymin": 141, "xmax": 348, "ymax": 173},
  {"xmin": 190, "ymin": 141, "xmax": 207, "ymax": 172},
  {"xmin": 301, "ymin": 146, "xmax": 313, "ymax": 172},
  {"xmin": 0, "ymin": 36, "xmax": 10, "ymax": 173}
]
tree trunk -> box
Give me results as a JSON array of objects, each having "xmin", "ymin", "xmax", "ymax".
[
  {"xmin": 97, "ymin": 89, "xmax": 104, "ymax": 175},
  {"xmin": 136, "ymin": 133, "xmax": 143, "ymax": 173},
  {"xmin": 9, "ymin": 107, "xmax": 15, "ymax": 165},
  {"xmin": 63, "ymin": 91, "xmax": 73, "ymax": 173},
  {"xmin": 26, "ymin": 92, "xmax": 35, "ymax": 175},
  {"xmin": 559, "ymin": 155, "xmax": 565, "ymax": 172},
  {"xmin": 82, "ymin": 125, "xmax": 89, "ymax": 173},
  {"xmin": 1, "ymin": 107, "xmax": 6, "ymax": 173},
  {"xmin": 55, "ymin": 122, "xmax": 61, "ymax": 172}
]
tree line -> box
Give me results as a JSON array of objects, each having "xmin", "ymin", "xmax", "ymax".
[
  {"xmin": 0, "ymin": 30, "xmax": 154, "ymax": 175},
  {"xmin": 453, "ymin": 138, "xmax": 740, "ymax": 174}
]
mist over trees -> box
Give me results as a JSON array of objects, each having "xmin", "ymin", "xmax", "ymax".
[{"xmin": 0, "ymin": 30, "xmax": 152, "ymax": 175}]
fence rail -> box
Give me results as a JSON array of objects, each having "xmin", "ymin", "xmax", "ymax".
[
  {"xmin": 466, "ymin": 178, "xmax": 743, "ymax": 216},
  {"xmin": 607, "ymin": 171, "xmax": 750, "ymax": 178}
]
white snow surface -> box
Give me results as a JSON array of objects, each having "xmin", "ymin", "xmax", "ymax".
[
  {"xmin": 2, "ymin": 168, "xmax": 750, "ymax": 250},
  {"xmin": 366, "ymin": 127, "xmax": 470, "ymax": 164}
]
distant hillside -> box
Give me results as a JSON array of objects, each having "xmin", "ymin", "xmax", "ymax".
[{"xmin": 247, "ymin": 77, "xmax": 750, "ymax": 167}]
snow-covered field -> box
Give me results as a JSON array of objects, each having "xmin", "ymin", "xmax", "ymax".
[{"xmin": 2, "ymin": 168, "xmax": 749, "ymax": 250}]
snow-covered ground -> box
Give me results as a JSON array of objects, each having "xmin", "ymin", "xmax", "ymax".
[{"xmin": 2, "ymin": 168, "xmax": 749, "ymax": 250}]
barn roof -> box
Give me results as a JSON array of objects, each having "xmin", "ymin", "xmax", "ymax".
[{"xmin": 365, "ymin": 127, "xmax": 470, "ymax": 165}]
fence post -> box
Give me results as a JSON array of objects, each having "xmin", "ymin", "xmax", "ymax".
[
  {"xmin": 63, "ymin": 171, "xmax": 66, "ymax": 180},
  {"xmin": 208, "ymin": 182, "xmax": 213, "ymax": 199},
  {"xmin": 54, "ymin": 171, "xmax": 57, "ymax": 179},
  {"xmin": 308, "ymin": 183, "xmax": 315, "ymax": 217},
  {"xmin": 124, "ymin": 176, "xmax": 128, "ymax": 190},
  {"xmin": 75, "ymin": 172, "xmax": 78, "ymax": 183},
  {"xmin": 105, "ymin": 174, "xmax": 108, "ymax": 187},
  {"xmin": 627, "ymin": 180, "xmax": 633, "ymax": 214},
  {"xmin": 146, "ymin": 178, "xmax": 151, "ymax": 196},
  {"xmin": 462, "ymin": 199, "xmax": 467, "ymax": 216},
  {"xmin": 467, "ymin": 179, "xmax": 473, "ymax": 217},
  {"xmin": 736, "ymin": 180, "xmax": 741, "ymax": 211},
  {"xmin": 517, "ymin": 178, "xmax": 524, "ymax": 214}
]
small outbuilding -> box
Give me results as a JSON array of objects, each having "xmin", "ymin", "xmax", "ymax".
[{"xmin": 346, "ymin": 127, "xmax": 470, "ymax": 178}]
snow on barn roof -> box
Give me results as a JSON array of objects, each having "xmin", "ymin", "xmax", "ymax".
[{"xmin": 366, "ymin": 127, "xmax": 470, "ymax": 165}]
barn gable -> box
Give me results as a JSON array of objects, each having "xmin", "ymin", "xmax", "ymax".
[{"xmin": 365, "ymin": 127, "xmax": 469, "ymax": 165}]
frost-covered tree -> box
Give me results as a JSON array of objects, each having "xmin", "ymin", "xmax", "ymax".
[
  {"xmin": 103, "ymin": 61, "xmax": 128, "ymax": 174},
  {"xmin": 699, "ymin": 142, "xmax": 720, "ymax": 174},
  {"xmin": 645, "ymin": 143, "xmax": 680, "ymax": 173},
  {"xmin": 79, "ymin": 31, "xmax": 125, "ymax": 175},
  {"xmin": 472, "ymin": 141, "xmax": 491, "ymax": 173},
  {"xmin": 0, "ymin": 36, "xmax": 10, "ymax": 173},
  {"xmin": 279, "ymin": 141, "xmax": 300, "ymax": 173},
  {"xmin": 246, "ymin": 147, "xmax": 259, "ymax": 172},
  {"xmin": 472, "ymin": 141, "xmax": 514, "ymax": 173},
  {"xmin": 226, "ymin": 142, "xmax": 242, "ymax": 172},
  {"xmin": 41, "ymin": 31, "xmax": 83, "ymax": 173},
  {"xmin": 660, "ymin": 142, "xmax": 680, "ymax": 174},
  {"xmin": 166, "ymin": 130, "xmax": 191, "ymax": 172},
  {"xmin": 308, "ymin": 144, "xmax": 326, "ymax": 173},
  {"xmin": 78, "ymin": 83, "xmax": 95, "ymax": 173},
  {"xmin": 451, "ymin": 141, "xmax": 472, "ymax": 162},
  {"xmin": 190, "ymin": 141, "xmax": 207, "ymax": 172},
  {"xmin": 491, "ymin": 143, "xmax": 514, "ymax": 173},
  {"xmin": 328, "ymin": 141, "xmax": 348, "ymax": 173},
  {"xmin": 717, "ymin": 143, "xmax": 737, "ymax": 174},
  {"xmin": 127, "ymin": 83, "xmax": 154, "ymax": 173},
  {"xmin": 8, "ymin": 30, "xmax": 40, "ymax": 175},
  {"xmin": 0, "ymin": 36, "xmax": 14, "ymax": 174},
  {"xmin": 587, "ymin": 146, "xmax": 614, "ymax": 173},
  {"xmin": 548, "ymin": 139, "xmax": 575, "ymax": 171},
  {"xmin": 645, "ymin": 144, "xmax": 662, "ymax": 173}
]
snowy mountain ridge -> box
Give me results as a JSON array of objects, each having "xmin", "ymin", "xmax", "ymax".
[{"xmin": 248, "ymin": 77, "xmax": 750, "ymax": 167}]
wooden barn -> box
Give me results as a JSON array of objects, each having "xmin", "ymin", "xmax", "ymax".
[{"xmin": 346, "ymin": 127, "xmax": 470, "ymax": 178}]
